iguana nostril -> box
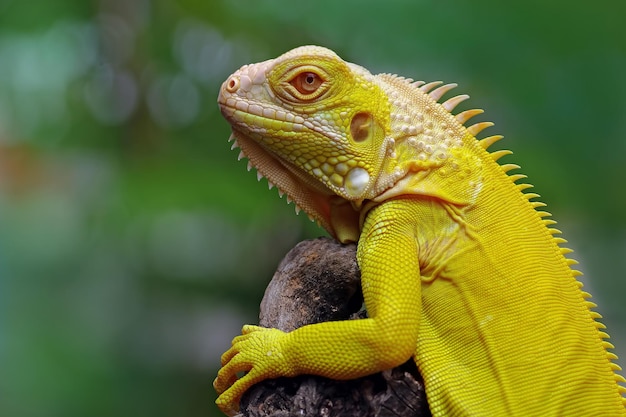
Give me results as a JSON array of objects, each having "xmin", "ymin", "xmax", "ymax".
[{"xmin": 226, "ymin": 76, "xmax": 239, "ymax": 93}]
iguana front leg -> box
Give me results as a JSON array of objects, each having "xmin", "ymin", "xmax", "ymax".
[{"xmin": 214, "ymin": 199, "xmax": 422, "ymax": 415}]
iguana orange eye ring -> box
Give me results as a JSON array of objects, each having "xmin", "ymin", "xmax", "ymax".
[
  {"xmin": 290, "ymin": 72, "xmax": 323, "ymax": 95},
  {"xmin": 278, "ymin": 65, "xmax": 330, "ymax": 102}
]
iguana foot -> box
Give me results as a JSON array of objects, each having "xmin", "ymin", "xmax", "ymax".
[{"xmin": 214, "ymin": 325, "xmax": 292, "ymax": 415}]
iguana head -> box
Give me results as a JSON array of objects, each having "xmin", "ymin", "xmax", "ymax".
[
  {"xmin": 218, "ymin": 45, "xmax": 392, "ymax": 241},
  {"xmin": 219, "ymin": 46, "xmax": 487, "ymax": 242}
]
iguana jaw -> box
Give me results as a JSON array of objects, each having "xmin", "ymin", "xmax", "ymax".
[
  {"xmin": 228, "ymin": 125, "xmax": 333, "ymax": 224},
  {"xmin": 217, "ymin": 59, "xmax": 337, "ymax": 234}
]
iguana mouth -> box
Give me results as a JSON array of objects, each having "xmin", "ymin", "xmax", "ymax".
[
  {"xmin": 218, "ymin": 98, "xmax": 346, "ymax": 146},
  {"xmin": 219, "ymin": 98, "xmax": 306, "ymax": 127},
  {"xmin": 218, "ymin": 106, "xmax": 310, "ymax": 150}
]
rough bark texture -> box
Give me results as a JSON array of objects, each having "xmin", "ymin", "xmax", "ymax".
[{"xmin": 239, "ymin": 237, "xmax": 430, "ymax": 417}]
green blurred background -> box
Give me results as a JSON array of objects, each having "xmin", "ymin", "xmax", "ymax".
[{"xmin": 1, "ymin": 0, "xmax": 624, "ymax": 416}]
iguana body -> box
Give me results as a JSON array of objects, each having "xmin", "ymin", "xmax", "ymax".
[{"xmin": 214, "ymin": 46, "xmax": 626, "ymax": 416}]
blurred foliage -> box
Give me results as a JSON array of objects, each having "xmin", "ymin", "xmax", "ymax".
[{"xmin": 0, "ymin": 0, "xmax": 624, "ymax": 416}]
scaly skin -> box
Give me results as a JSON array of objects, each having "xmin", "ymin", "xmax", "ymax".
[{"xmin": 215, "ymin": 46, "xmax": 626, "ymax": 416}]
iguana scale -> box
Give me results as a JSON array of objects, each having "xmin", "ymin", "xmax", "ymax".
[{"xmin": 214, "ymin": 45, "xmax": 626, "ymax": 416}]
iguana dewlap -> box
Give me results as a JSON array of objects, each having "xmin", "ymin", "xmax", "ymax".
[{"xmin": 214, "ymin": 45, "xmax": 626, "ymax": 416}]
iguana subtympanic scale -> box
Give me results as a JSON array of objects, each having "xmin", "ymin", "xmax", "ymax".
[{"xmin": 214, "ymin": 45, "xmax": 626, "ymax": 416}]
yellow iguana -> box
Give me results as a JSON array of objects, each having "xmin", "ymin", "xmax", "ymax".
[{"xmin": 214, "ymin": 45, "xmax": 626, "ymax": 416}]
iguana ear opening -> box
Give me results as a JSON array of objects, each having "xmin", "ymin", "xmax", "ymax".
[
  {"xmin": 350, "ymin": 112, "xmax": 375, "ymax": 143},
  {"xmin": 338, "ymin": 111, "xmax": 389, "ymax": 200}
]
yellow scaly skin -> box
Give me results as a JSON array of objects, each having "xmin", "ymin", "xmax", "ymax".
[{"xmin": 215, "ymin": 46, "xmax": 626, "ymax": 416}]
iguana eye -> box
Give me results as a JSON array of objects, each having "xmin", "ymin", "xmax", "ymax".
[
  {"xmin": 273, "ymin": 65, "xmax": 331, "ymax": 103},
  {"xmin": 289, "ymin": 71, "xmax": 324, "ymax": 96}
]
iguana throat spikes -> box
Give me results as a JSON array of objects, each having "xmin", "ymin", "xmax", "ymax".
[{"xmin": 218, "ymin": 45, "xmax": 483, "ymax": 242}]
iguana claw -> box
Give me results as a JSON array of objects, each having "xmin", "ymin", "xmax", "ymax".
[{"xmin": 214, "ymin": 325, "xmax": 291, "ymax": 415}]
